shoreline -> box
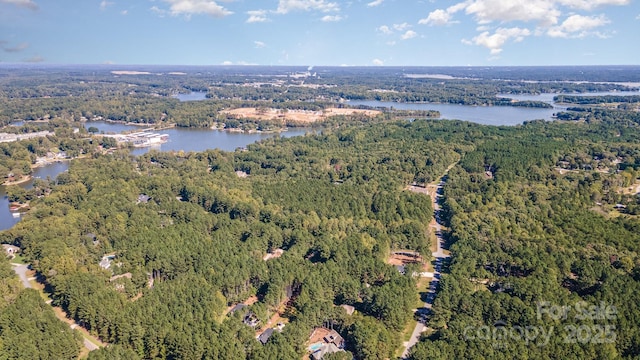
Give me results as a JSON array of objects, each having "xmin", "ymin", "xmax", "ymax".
[
  {"xmin": 32, "ymin": 155, "xmax": 82, "ymax": 170},
  {"xmin": 209, "ymin": 126, "xmax": 299, "ymax": 134},
  {"xmin": 2, "ymin": 175, "xmax": 31, "ymax": 186}
]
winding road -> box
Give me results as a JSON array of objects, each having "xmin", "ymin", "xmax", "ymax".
[{"xmin": 11, "ymin": 263, "xmax": 101, "ymax": 352}]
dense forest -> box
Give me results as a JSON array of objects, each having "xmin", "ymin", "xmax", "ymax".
[
  {"xmin": 0, "ymin": 257, "xmax": 82, "ymax": 358},
  {"xmin": 2, "ymin": 66, "xmax": 637, "ymax": 129},
  {"xmin": 409, "ymin": 120, "xmax": 640, "ymax": 359},
  {"xmin": 1, "ymin": 66, "xmax": 639, "ymax": 359},
  {"xmin": 1, "ymin": 115, "xmax": 639, "ymax": 359},
  {"xmin": 2, "ymin": 121, "xmax": 464, "ymax": 359}
]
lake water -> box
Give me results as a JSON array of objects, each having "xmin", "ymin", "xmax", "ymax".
[
  {"xmin": 350, "ymin": 91, "xmax": 640, "ymax": 125},
  {"xmin": 84, "ymin": 121, "xmax": 311, "ymax": 154},
  {"xmin": 497, "ymin": 91, "xmax": 640, "ymax": 105},
  {"xmin": 0, "ymin": 161, "xmax": 69, "ymax": 231},
  {"xmin": 173, "ymin": 91, "xmax": 208, "ymax": 102},
  {"xmin": 348, "ymin": 100, "xmax": 557, "ymax": 126},
  {"xmin": 1, "ymin": 125, "xmax": 311, "ymax": 230},
  {"xmin": 129, "ymin": 127, "xmax": 311, "ymax": 155},
  {"xmin": 7, "ymin": 89, "xmax": 638, "ymax": 230},
  {"xmin": 87, "ymin": 121, "xmax": 145, "ymax": 134}
]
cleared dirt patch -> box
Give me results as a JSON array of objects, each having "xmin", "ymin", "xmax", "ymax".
[
  {"xmin": 388, "ymin": 251, "xmax": 431, "ymax": 272},
  {"xmin": 308, "ymin": 327, "xmax": 333, "ymax": 346},
  {"xmin": 388, "ymin": 253, "xmax": 423, "ymax": 266},
  {"xmin": 221, "ymin": 107, "xmax": 381, "ymax": 123},
  {"xmin": 263, "ymin": 248, "xmax": 284, "ymax": 261}
]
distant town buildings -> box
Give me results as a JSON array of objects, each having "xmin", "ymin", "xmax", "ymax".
[{"xmin": 0, "ymin": 131, "xmax": 52, "ymax": 143}]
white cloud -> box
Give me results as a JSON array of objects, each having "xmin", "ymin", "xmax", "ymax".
[
  {"xmin": 426, "ymin": 0, "xmax": 629, "ymax": 27},
  {"xmin": 121, "ymin": 9, "xmax": 128, "ymax": 15},
  {"xmin": 419, "ymin": 9, "xmax": 454, "ymax": 26},
  {"xmin": 0, "ymin": 0, "xmax": 37, "ymax": 10},
  {"xmin": 424, "ymin": 0, "xmax": 627, "ymax": 54},
  {"xmin": 150, "ymin": 6, "xmax": 167, "ymax": 16},
  {"xmin": 393, "ymin": 22, "xmax": 411, "ymax": 31},
  {"xmin": 419, "ymin": 3, "xmax": 466, "ymax": 26},
  {"xmin": 321, "ymin": 14, "xmax": 343, "ymax": 21},
  {"xmin": 636, "ymin": 13, "xmax": 640, "ymax": 19},
  {"xmin": 222, "ymin": 61, "xmax": 233, "ymax": 65},
  {"xmin": 464, "ymin": 0, "xmax": 561, "ymax": 26},
  {"xmin": 367, "ymin": 0, "xmax": 384, "ymax": 7},
  {"xmin": 372, "ymin": 58, "xmax": 384, "ymax": 65},
  {"xmin": 275, "ymin": 0, "xmax": 339, "ymax": 14},
  {"xmin": 386, "ymin": 40, "xmax": 396, "ymax": 46},
  {"xmin": 557, "ymin": 0, "xmax": 629, "ymax": 11},
  {"xmin": 547, "ymin": 14, "xmax": 610, "ymax": 37},
  {"xmin": 99, "ymin": 0, "xmax": 113, "ymax": 11},
  {"xmin": 157, "ymin": 0, "xmax": 232, "ymax": 18},
  {"xmin": 401, "ymin": 30, "xmax": 418, "ymax": 40},
  {"xmin": 246, "ymin": 10, "xmax": 269, "ymax": 23},
  {"xmin": 254, "ymin": 41, "xmax": 266, "ymax": 48},
  {"xmin": 377, "ymin": 25, "xmax": 392, "ymax": 34},
  {"xmin": 466, "ymin": 27, "xmax": 531, "ymax": 54}
]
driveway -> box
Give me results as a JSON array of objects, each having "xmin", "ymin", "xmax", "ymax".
[{"xmin": 11, "ymin": 263, "xmax": 32, "ymax": 288}]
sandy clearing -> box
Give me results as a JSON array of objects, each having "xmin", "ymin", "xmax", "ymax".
[{"xmin": 221, "ymin": 107, "xmax": 381, "ymax": 123}]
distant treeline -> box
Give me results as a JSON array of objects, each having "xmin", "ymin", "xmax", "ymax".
[{"xmin": 555, "ymin": 94, "xmax": 640, "ymax": 104}]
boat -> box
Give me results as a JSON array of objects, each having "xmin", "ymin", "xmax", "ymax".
[{"xmin": 11, "ymin": 212, "xmax": 20, "ymax": 218}]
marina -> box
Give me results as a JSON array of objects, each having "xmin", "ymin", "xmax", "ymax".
[{"xmin": 103, "ymin": 131, "xmax": 170, "ymax": 147}]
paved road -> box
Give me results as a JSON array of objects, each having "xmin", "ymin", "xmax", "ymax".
[
  {"xmin": 402, "ymin": 175, "xmax": 452, "ymax": 358},
  {"xmin": 12, "ymin": 263, "xmax": 101, "ymax": 352}
]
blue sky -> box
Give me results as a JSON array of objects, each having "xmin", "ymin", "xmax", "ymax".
[{"xmin": 0, "ymin": 0, "xmax": 638, "ymax": 66}]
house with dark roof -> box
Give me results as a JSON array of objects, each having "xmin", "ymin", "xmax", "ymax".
[
  {"xmin": 229, "ymin": 303, "xmax": 247, "ymax": 314},
  {"xmin": 323, "ymin": 329, "xmax": 344, "ymax": 348},
  {"xmin": 258, "ymin": 328, "xmax": 274, "ymax": 345},
  {"xmin": 311, "ymin": 343, "xmax": 342, "ymax": 360},
  {"xmin": 85, "ymin": 233, "xmax": 99, "ymax": 246}
]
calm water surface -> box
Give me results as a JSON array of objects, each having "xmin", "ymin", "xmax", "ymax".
[
  {"xmin": 497, "ymin": 91, "xmax": 640, "ymax": 105},
  {"xmin": 84, "ymin": 121, "xmax": 311, "ymax": 154},
  {"xmin": 348, "ymin": 100, "xmax": 556, "ymax": 126},
  {"xmin": 2, "ymin": 125, "xmax": 310, "ymax": 230},
  {"xmin": 351, "ymin": 91, "xmax": 640, "ymax": 125},
  {"xmin": 172, "ymin": 92, "xmax": 208, "ymax": 102},
  {"xmin": 0, "ymin": 162, "xmax": 69, "ymax": 231},
  {"xmin": 129, "ymin": 127, "xmax": 310, "ymax": 155},
  {"xmin": 8, "ymin": 90, "xmax": 637, "ymax": 230}
]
